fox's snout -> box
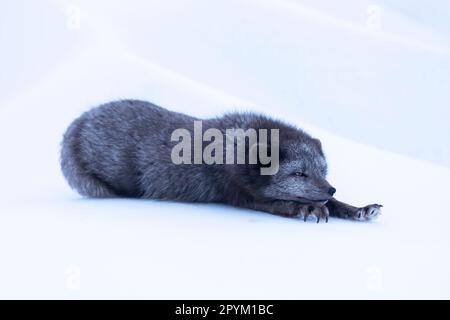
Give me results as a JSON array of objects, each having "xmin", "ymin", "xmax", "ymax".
[{"xmin": 328, "ymin": 187, "xmax": 336, "ymax": 196}]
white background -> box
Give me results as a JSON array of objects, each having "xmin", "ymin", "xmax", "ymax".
[{"xmin": 0, "ymin": 0, "xmax": 449, "ymax": 299}]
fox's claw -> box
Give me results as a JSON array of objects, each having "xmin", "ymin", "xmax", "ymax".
[
  {"xmin": 354, "ymin": 204, "xmax": 382, "ymax": 221},
  {"xmin": 301, "ymin": 204, "xmax": 329, "ymax": 223}
]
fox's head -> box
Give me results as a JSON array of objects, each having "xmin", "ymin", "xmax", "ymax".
[
  {"xmin": 259, "ymin": 136, "xmax": 336, "ymax": 203},
  {"xmin": 222, "ymin": 115, "xmax": 336, "ymax": 204},
  {"xmin": 238, "ymin": 128, "xmax": 336, "ymax": 204}
]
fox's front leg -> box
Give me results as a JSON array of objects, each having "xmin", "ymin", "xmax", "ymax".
[
  {"xmin": 250, "ymin": 200, "xmax": 330, "ymax": 223},
  {"xmin": 326, "ymin": 198, "xmax": 382, "ymax": 221}
]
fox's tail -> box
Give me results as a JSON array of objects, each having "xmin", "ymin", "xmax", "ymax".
[{"xmin": 60, "ymin": 116, "xmax": 116, "ymax": 198}]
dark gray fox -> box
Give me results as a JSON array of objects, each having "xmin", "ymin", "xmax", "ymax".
[{"xmin": 61, "ymin": 100, "xmax": 382, "ymax": 222}]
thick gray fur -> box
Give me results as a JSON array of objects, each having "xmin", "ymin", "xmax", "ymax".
[{"xmin": 61, "ymin": 100, "xmax": 382, "ymax": 222}]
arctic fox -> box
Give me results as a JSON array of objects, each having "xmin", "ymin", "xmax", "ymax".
[{"xmin": 61, "ymin": 100, "xmax": 382, "ymax": 222}]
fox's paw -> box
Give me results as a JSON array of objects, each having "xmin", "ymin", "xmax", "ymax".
[
  {"xmin": 354, "ymin": 204, "xmax": 383, "ymax": 221},
  {"xmin": 301, "ymin": 204, "xmax": 330, "ymax": 223}
]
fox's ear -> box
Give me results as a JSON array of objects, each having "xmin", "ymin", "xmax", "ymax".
[
  {"xmin": 313, "ymin": 138, "xmax": 323, "ymax": 152},
  {"xmin": 248, "ymin": 142, "xmax": 267, "ymax": 163}
]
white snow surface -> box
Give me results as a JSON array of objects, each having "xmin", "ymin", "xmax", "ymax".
[{"xmin": 0, "ymin": 0, "xmax": 449, "ymax": 299}]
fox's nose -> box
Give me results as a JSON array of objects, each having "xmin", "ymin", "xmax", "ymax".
[{"xmin": 328, "ymin": 187, "xmax": 336, "ymax": 196}]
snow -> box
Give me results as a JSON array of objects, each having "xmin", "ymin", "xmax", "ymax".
[{"xmin": 0, "ymin": 0, "xmax": 449, "ymax": 299}]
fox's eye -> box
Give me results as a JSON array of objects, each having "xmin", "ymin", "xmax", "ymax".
[{"xmin": 294, "ymin": 171, "xmax": 307, "ymax": 177}]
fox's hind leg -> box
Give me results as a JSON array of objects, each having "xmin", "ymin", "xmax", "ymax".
[{"xmin": 326, "ymin": 198, "xmax": 382, "ymax": 221}]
